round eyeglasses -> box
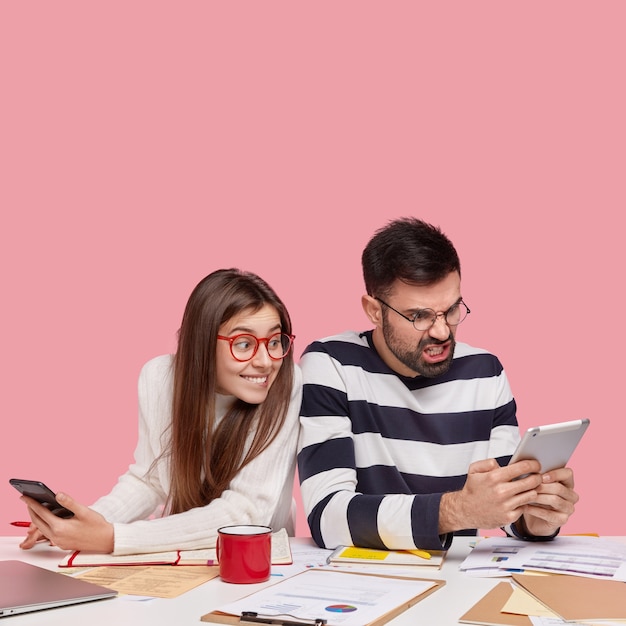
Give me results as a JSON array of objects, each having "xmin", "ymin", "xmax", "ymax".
[
  {"xmin": 376, "ymin": 297, "xmax": 470, "ymax": 331},
  {"xmin": 217, "ymin": 332, "xmax": 295, "ymax": 362}
]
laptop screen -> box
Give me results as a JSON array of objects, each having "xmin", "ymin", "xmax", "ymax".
[{"xmin": 0, "ymin": 560, "xmax": 117, "ymax": 617}]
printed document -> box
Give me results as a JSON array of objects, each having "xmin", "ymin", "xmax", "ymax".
[
  {"xmin": 213, "ymin": 569, "xmax": 438, "ymax": 626},
  {"xmin": 460, "ymin": 536, "xmax": 626, "ymax": 581}
]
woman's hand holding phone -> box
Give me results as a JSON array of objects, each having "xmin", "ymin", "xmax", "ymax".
[
  {"xmin": 19, "ymin": 491, "xmax": 114, "ymax": 553},
  {"xmin": 10, "ymin": 480, "xmax": 114, "ymax": 553}
]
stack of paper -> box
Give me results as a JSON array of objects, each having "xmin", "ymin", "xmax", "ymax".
[
  {"xmin": 460, "ymin": 536, "xmax": 626, "ymax": 581},
  {"xmin": 459, "ymin": 537, "xmax": 529, "ymax": 578}
]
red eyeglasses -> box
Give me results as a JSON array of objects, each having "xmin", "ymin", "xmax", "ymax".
[{"xmin": 217, "ymin": 333, "xmax": 295, "ymax": 362}]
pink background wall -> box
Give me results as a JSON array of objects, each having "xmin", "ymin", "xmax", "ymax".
[{"xmin": 2, "ymin": 3, "xmax": 624, "ymax": 538}]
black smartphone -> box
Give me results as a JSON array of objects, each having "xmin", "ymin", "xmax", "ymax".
[{"xmin": 9, "ymin": 478, "xmax": 74, "ymax": 518}]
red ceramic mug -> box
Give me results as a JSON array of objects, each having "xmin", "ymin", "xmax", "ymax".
[{"xmin": 216, "ymin": 525, "xmax": 272, "ymax": 584}]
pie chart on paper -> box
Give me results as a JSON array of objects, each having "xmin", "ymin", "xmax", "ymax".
[{"xmin": 325, "ymin": 604, "xmax": 357, "ymax": 613}]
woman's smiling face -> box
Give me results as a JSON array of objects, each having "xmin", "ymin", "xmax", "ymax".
[{"xmin": 215, "ymin": 303, "xmax": 284, "ymax": 404}]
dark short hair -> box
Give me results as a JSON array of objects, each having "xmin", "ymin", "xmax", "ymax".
[{"xmin": 361, "ymin": 217, "xmax": 461, "ymax": 297}]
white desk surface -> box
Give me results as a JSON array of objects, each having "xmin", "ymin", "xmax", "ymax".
[{"xmin": 2, "ymin": 535, "xmax": 624, "ymax": 625}]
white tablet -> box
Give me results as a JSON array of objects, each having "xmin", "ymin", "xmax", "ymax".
[{"xmin": 509, "ymin": 418, "xmax": 590, "ymax": 474}]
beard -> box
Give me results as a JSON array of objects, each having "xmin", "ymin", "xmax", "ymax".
[{"xmin": 381, "ymin": 319, "xmax": 456, "ymax": 378}]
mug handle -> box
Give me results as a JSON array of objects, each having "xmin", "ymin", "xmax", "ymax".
[{"xmin": 215, "ymin": 536, "xmax": 220, "ymax": 563}]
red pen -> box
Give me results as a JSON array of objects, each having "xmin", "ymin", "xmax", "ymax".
[{"xmin": 10, "ymin": 521, "xmax": 31, "ymax": 527}]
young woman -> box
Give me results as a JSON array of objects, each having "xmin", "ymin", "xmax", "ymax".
[{"xmin": 19, "ymin": 268, "xmax": 302, "ymax": 555}]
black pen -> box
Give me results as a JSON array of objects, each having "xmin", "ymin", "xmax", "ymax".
[{"xmin": 240, "ymin": 611, "xmax": 327, "ymax": 626}]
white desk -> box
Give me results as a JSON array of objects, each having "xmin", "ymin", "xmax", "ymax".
[
  {"xmin": 1, "ymin": 536, "xmax": 494, "ymax": 625},
  {"xmin": 5, "ymin": 536, "xmax": 620, "ymax": 625}
]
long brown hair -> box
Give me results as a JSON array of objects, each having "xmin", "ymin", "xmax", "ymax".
[{"xmin": 165, "ymin": 268, "xmax": 294, "ymax": 515}]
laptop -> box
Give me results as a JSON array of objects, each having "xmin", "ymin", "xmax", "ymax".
[{"xmin": 0, "ymin": 560, "xmax": 117, "ymax": 617}]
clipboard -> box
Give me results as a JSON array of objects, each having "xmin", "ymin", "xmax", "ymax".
[{"xmin": 200, "ymin": 568, "xmax": 445, "ymax": 626}]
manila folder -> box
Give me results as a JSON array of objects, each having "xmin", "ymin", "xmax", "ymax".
[
  {"xmin": 459, "ymin": 582, "xmax": 532, "ymax": 626},
  {"xmin": 512, "ymin": 573, "xmax": 626, "ymax": 622}
]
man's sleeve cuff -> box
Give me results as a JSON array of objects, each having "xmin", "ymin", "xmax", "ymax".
[{"xmin": 502, "ymin": 521, "xmax": 560, "ymax": 542}]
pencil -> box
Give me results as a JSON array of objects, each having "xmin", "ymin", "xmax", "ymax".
[{"xmin": 406, "ymin": 549, "xmax": 431, "ymax": 560}]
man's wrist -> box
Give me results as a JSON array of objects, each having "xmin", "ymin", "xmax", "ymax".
[{"xmin": 439, "ymin": 491, "xmax": 464, "ymax": 534}]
